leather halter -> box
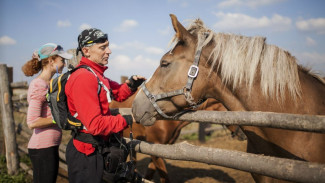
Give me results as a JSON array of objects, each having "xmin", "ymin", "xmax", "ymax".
[{"xmin": 141, "ymin": 33, "xmax": 208, "ymax": 119}]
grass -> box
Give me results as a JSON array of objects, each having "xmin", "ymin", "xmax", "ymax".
[{"xmin": 0, "ymin": 155, "xmax": 32, "ymax": 183}]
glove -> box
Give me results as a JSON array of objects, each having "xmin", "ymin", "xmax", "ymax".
[
  {"xmin": 128, "ymin": 75, "xmax": 145, "ymax": 92},
  {"xmin": 122, "ymin": 115, "xmax": 133, "ymax": 126}
]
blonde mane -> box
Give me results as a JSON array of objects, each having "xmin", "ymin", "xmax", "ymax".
[{"xmin": 170, "ymin": 18, "xmax": 305, "ymax": 101}]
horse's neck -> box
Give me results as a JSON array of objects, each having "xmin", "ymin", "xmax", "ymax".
[{"xmin": 210, "ymin": 70, "xmax": 325, "ymax": 114}]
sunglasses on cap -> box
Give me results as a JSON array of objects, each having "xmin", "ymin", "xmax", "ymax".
[
  {"xmin": 49, "ymin": 45, "xmax": 63, "ymax": 55},
  {"xmin": 85, "ymin": 34, "xmax": 108, "ymax": 45}
]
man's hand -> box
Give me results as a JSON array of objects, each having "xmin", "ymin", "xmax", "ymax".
[
  {"xmin": 126, "ymin": 75, "xmax": 146, "ymax": 92},
  {"xmin": 122, "ymin": 115, "xmax": 134, "ymax": 126}
]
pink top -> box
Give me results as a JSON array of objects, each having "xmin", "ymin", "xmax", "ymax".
[{"xmin": 27, "ymin": 78, "xmax": 62, "ymax": 149}]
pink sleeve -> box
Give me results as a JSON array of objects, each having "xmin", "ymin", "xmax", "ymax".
[{"xmin": 26, "ymin": 80, "xmax": 49, "ymax": 125}]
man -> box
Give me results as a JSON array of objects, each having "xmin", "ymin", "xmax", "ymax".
[{"xmin": 65, "ymin": 28, "xmax": 145, "ymax": 183}]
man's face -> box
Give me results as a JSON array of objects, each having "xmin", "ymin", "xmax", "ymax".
[{"xmin": 83, "ymin": 40, "xmax": 111, "ymax": 66}]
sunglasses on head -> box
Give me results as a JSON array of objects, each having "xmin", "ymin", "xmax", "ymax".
[
  {"xmin": 49, "ymin": 45, "xmax": 63, "ymax": 55},
  {"xmin": 86, "ymin": 34, "xmax": 108, "ymax": 45}
]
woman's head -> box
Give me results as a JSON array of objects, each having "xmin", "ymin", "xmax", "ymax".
[{"xmin": 22, "ymin": 43, "xmax": 72, "ymax": 76}]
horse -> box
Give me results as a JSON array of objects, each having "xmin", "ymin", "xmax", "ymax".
[
  {"xmin": 111, "ymin": 92, "xmax": 245, "ymax": 182},
  {"xmin": 132, "ymin": 14, "xmax": 325, "ymax": 183}
]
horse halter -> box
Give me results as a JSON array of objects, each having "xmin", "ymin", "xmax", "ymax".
[{"xmin": 141, "ymin": 33, "xmax": 209, "ymax": 119}]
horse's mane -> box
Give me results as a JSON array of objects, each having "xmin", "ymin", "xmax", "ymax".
[{"xmin": 169, "ymin": 18, "xmax": 310, "ymax": 101}]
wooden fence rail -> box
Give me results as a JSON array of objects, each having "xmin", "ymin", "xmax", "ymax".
[
  {"xmin": 165, "ymin": 110, "xmax": 325, "ymax": 133},
  {"xmin": 125, "ymin": 138, "xmax": 325, "ymax": 183}
]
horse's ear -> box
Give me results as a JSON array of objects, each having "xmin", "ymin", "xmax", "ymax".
[{"xmin": 170, "ymin": 14, "xmax": 194, "ymax": 43}]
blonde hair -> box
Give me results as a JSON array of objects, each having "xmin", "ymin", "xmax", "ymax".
[{"xmin": 169, "ymin": 18, "xmax": 302, "ymax": 102}]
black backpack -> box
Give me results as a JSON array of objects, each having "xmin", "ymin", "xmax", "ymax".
[{"xmin": 47, "ymin": 65, "xmax": 111, "ymax": 131}]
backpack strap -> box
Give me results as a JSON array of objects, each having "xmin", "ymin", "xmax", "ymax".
[{"xmin": 74, "ymin": 65, "xmax": 112, "ymax": 102}]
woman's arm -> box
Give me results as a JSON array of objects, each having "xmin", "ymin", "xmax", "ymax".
[{"xmin": 27, "ymin": 117, "xmax": 55, "ymax": 130}]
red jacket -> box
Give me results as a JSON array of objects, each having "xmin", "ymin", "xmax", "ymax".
[{"xmin": 65, "ymin": 57, "xmax": 134, "ymax": 155}]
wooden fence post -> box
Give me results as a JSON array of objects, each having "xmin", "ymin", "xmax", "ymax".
[
  {"xmin": 198, "ymin": 123, "xmax": 206, "ymax": 143},
  {"xmin": 0, "ymin": 64, "xmax": 19, "ymax": 175},
  {"xmin": 121, "ymin": 76, "xmax": 128, "ymax": 84}
]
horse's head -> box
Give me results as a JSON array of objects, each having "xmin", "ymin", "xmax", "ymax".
[{"xmin": 132, "ymin": 14, "xmax": 219, "ymax": 126}]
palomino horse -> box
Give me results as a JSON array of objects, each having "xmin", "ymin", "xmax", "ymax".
[
  {"xmin": 132, "ymin": 14, "xmax": 325, "ymax": 183},
  {"xmin": 111, "ymin": 92, "xmax": 244, "ymax": 182}
]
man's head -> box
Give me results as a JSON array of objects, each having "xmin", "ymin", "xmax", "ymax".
[{"xmin": 77, "ymin": 28, "xmax": 111, "ymax": 66}]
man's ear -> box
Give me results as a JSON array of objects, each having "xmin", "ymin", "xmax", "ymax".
[{"xmin": 82, "ymin": 47, "xmax": 90, "ymax": 57}]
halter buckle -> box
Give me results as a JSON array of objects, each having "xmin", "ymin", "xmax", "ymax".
[{"xmin": 188, "ymin": 65, "xmax": 199, "ymax": 78}]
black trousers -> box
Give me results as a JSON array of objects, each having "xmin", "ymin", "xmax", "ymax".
[
  {"xmin": 28, "ymin": 146, "xmax": 59, "ymax": 183},
  {"xmin": 66, "ymin": 138, "xmax": 105, "ymax": 183}
]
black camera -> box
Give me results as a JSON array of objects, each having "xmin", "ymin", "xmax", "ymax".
[{"xmin": 114, "ymin": 160, "xmax": 142, "ymax": 183}]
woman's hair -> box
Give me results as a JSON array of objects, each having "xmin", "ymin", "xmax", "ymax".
[{"xmin": 22, "ymin": 55, "xmax": 59, "ymax": 76}]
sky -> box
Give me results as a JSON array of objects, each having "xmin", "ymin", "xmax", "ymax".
[{"xmin": 1, "ymin": 0, "xmax": 325, "ymax": 83}]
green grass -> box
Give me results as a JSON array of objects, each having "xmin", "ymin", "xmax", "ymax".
[{"xmin": 0, "ymin": 155, "xmax": 32, "ymax": 183}]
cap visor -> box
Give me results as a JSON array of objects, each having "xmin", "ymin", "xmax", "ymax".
[{"xmin": 58, "ymin": 51, "xmax": 73, "ymax": 59}]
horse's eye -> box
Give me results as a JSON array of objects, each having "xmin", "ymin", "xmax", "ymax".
[{"xmin": 160, "ymin": 60, "xmax": 170, "ymax": 67}]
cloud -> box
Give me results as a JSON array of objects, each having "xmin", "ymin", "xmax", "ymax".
[
  {"xmin": 79, "ymin": 23, "xmax": 92, "ymax": 31},
  {"xmin": 299, "ymin": 52, "xmax": 325, "ymax": 64},
  {"xmin": 296, "ymin": 51, "xmax": 325, "ymax": 75},
  {"xmin": 0, "ymin": 36, "xmax": 16, "ymax": 45},
  {"xmin": 158, "ymin": 26, "xmax": 172, "ymax": 35},
  {"xmin": 57, "ymin": 20, "xmax": 71, "ymax": 27},
  {"xmin": 115, "ymin": 20, "xmax": 138, "ymax": 32},
  {"xmin": 218, "ymin": 0, "xmax": 287, "ymax": 9},
  {"xmin": 296, "ymin": 18, "xmax": 325, "ymax": 35},
  {"xmin": 213, "ymin": 12, "xmax": 291, "ymax": 31},
  {"xmin": 110, "ymin": 54, "xmax": 158, "ymax": 72},
  {"xmin": 306, "ymin": 37, "xmax": 317, "ymax": 46},
  {"xmin": 109, "ymin": 43, "xmax": 124, "ymax": 50},
  {"xmin": 145, "ymin": 47, "xmax": 164, "ymax": 55}
]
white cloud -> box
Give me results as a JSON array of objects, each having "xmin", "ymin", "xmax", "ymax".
[
  {"xmin": 296, "ymin": 18, "xmax": 325, "ymax": 35},
  {"xmin": 213, "ymin": 12, "xmax": 291, "ymax": 31},
  {"xmin": 299, "ymin": 52, "xmax": 325, "ymax": 64},
  {"xmin": 110, "ymin": 54, "xmax": 158, "ymax": 72},
  {"xmin": 296, "ymin": 51, "xmax": 325, "ymax": 75},
  {"xmin": 57, "ymin": 20, "xmax": 71, "ymax": 27},
  {"xmin": 145, "ymin": 47, "xmax": 164, "ymax": 55},
  {"xmin": 218, "ymin": 0, "xmax": 287, "ymax": 9},
  {"xmin": 0, "ymin": 36, "xmax": 16, "ymax": 45},
  {"xmin": 115, "ymin": 20, "xmax": 138, "ymax": 32},
  {"xmin": 109, "ymin": 43, "xmax": 124, "ymax": 50},
  {"xmin": 306, "ymin": 37, "xmax": 317, "ymax": 46},
  {"xmin": 79, "ymin": 23, "xmax": 92, "ymax": 31},
  {"xmin": 158, "ymin": 26, "xmax": 172, "ymax": 35}
]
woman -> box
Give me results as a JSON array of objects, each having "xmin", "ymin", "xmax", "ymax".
[{"xmin": 22, "ymin": 43, "xmax": 72, "ymax": 183}]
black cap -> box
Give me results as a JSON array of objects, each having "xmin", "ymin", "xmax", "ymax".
[{"xmin": 76, "ymin": 28, "xmax": 108, "ymax": 55}]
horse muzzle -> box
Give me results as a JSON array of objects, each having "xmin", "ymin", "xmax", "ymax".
[{"xmin": 132, "ymin": 89, "xmax": 157, "ymax": 126}]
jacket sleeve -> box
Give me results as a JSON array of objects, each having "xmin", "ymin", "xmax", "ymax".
[
  {"xmin": 108, "ymin": 79, "xmax": 134, "ymax": 102},
  {"xmin": 68, "ymin": 72, "xmax": 127, "ymax": 136}
]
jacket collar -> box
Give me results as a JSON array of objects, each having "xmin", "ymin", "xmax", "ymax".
[{"xmin": 79, "ymin": 57, "xmax": 108, "ymax": 75}]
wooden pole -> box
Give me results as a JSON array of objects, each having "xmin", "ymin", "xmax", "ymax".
[
  {"xmin": 171, "ymin": 110, "xmax": 325, "ymax": 133},
  {"xmin": 125, "ymin": 138, "xmax": 325, "ymax": 183},
  {"xmin": 115, "ymin": 108, "xmax": 325, "ymax": 133},
  {"xmin": 120, "ymin": 76, "xmax": 128, "ymax": 84},
  {"xmin": 198, "ymin": 123, "xmax": 206, "ymax": 143},
  {"xmin": 0, "ymin": 64, "xmax": 19, "ymax": 175}
]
